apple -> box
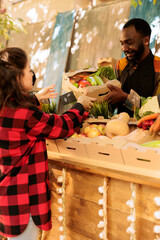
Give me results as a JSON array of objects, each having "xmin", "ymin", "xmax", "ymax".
[
  {"xmin": 71, "ymin": 132, "xmax": 78, "ymax": 138},
  {"xmin": 77, "ymin": 133, "xmax": 86, "ymax": 138},
  {"xmin": 84, "ymin": 124, "xmax": 98, "ymax": 134},
  {"xmin": 86, "ymin": 127, "xmax": 101, "ymax": 138},
  {"xmin": 97, "ymin": 124, "xmax": 106, "ymax": 135}
]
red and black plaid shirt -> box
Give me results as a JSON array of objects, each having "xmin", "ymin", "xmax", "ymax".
[{"xmin": 0, "ymin": 101, "xmax": 86, "ymax": 237}]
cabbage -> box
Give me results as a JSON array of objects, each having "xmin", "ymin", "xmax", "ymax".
[{"xmin": 138, "ymin": 96, "xmax": 160, "ymax": 117}]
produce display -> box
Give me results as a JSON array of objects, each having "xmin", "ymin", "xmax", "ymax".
[
  {"xmin": 137, "ymin": 113, "xmax": 158, "ymax": 130},
  {"xmin": 135, "ymin": 96, "xmax": 160, "ymax": 131},
  {"xmin": 70, "ymin": 95, "xmax": 160, "ymax": 149},
  {"xmin": 68, "ymin": 66, "xmax": 116, "ymax": 89},
  {"xmin": 71, "ymin": 112, "xmax": 131, "ymax": 138},
  {"xmin": 63, "ymin": 61, "xmax": 160, "ymax": 149}
]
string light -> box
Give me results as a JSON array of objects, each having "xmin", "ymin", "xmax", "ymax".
[
  {"xmin": 57, "ymin": 168, "xmax": 67, "ymax": 240},
  {"xmin": 97, "ymin": 177, "xmax": 108, "ymax": 240},
  {"xmin": 153, "ymin": 196, "xmax": 160, "ymax": 239},
  {"xmin": 126, "ymin": 183, "xmax": 136, "ymax": 240}
]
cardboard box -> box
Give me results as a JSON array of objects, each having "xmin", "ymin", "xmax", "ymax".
[
  {"xmin": 46, "ymin": 139, "xmax": 59, "ymax": 153},
  {"xmin": 62, "ymin": 69, "xmax": 121, "ymax": 102},
  {"xmin": 121, "ymin": 142, "xmax": 160, "ymax": 170},
  {"xmin": 84, "ymin": 137, "xmax": 126, "ymax": 164},
  {"xmin": 56, "ymin": 138, "xmax": 88, "ymax": 159},
  {"xmin": 97, "ymin": 57, "xmax": 117, "ymax": 70},
  {"xmin": 62, "ymin": 68, "xmax": 97, "ymax": 98}
]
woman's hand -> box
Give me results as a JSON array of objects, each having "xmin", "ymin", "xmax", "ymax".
[
  {"xmin": 77, "ymin": 92, "xmax": 96, "ymax": 110},
  {"xmin": 35, "ymin": 85, "xmax": 58, "ymax": 101},
  {"xmin": 149, "ymin": 113, "xmax": 160, "ymax": 135}
]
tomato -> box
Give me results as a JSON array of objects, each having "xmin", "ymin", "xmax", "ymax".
[{"xmin": 77, "ymin": 80, "xmax": 91, "ymax": 88}]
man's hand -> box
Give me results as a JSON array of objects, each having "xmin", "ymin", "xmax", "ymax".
[
  {"xmin": 35, "ymin": 85, "xmax": 58, "ymax": 101},
  {"xmin": 104, "ymin": 84, "xmax": 128, "ymax": 104}
]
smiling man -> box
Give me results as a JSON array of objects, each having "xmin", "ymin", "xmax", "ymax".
[{"xmin": 105, "ymin": 18, "xmax": 160, "ymax": 116}]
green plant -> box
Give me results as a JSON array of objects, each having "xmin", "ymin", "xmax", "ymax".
[
  {"xmin": 0, "ymin": 13, "xmax": 27, "ymax": 48},
  {"xmin": 89, "ymin": 101, "xmax": 113, "ymax": 119},
  {"xmin": 40, "ymin": 100, "xmax": 57, "ymax": 114}
]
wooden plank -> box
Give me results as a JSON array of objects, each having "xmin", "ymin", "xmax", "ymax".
[
  {"xmin": 48, "ymin": 156, "xmax": 160, "ymax": 187},
  {"xmin": 49, "ymin": 162, "xmax": 104, "ymax": 203}
]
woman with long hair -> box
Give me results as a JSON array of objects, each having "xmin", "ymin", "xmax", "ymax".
[{"xmin": 0, "ymin": 47, "xmax": 95, "ymax": 240}]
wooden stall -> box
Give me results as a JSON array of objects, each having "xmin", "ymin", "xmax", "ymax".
[{"xmin": 39, "ymin": 139, "xmax": 160, "ymax": 240}]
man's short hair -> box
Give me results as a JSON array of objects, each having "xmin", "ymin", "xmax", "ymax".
[{"xmin": 123, "ymin": 18, "xmax": 151, "ymax": 37}]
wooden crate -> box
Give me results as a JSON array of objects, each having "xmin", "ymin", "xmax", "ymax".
[{"xmin": 38, "ymin": 161, "xmax": 160, "ymax": 240}]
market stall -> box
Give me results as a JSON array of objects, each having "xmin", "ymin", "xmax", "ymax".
[
  {"xmin": 37, "ymin": 63, "xmax": 160, "ymax": 240},
  {"xmin": 39, "ymin": 134, "xmax": 160, "ymax": 240}
]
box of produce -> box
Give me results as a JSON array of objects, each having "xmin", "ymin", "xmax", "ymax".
[
  {"xmin": 121, "ymin": 100, "xmax": 160, "ymax": 171},
  {"xmin": 56, "ymin": 133, "xmax": 126, "ymax": 164},
  {"xmin": 62, "ymin": 66, "xmax": 120, "ymax": 102},
  {"xmin": 69, "ymin": 112, "xmax": 134, "ymax": 163}
]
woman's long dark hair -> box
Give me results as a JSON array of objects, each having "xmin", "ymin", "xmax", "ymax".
[{"xmin": 0, "ymin": 47, "xmax": 35, "ymax": 109}]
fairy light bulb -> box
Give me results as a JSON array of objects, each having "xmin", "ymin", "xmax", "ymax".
[
  {"xmin": 127, "ymin": 215, "xmax": 135, "ymax": 223},
  {"xmin": 154, "ymin": 197, "xmax": 160, "ymax": 206},
  {"xmin": 97, "ymin": 221, "xmax": 104, "ymax": 228},
  {"xmin": 59, "ymin": 235, "xmax": 65, "ymax": 240},
  {"xmin": 57, "ymin": 176, "xmax": 63, "ymax": 183},
  {"xmin": 98, "ymin": 186, "xmax": 104, "ymax": 194},
  {"xmin": 98, "ymin": 209, "xmax": 104, "ymax": 217},
  {"xmin": 126, "ymin": 199, "xmax": 134, "ymax": 208},
  {"xmin": 58, "ymin": 216, "xmax": 63, "ymax": 222},
  {"xmin": 153, "ymin": 225, "xmax": 160, "ymax": 234},
  {"xmin": 58, "ymin": 198, "xmax": 63, "ymax": 204},
  {"xmin": 126, "ymin": 226, "xmax": 135, "ymax": 234},
  {"xmin": 57, "ymin": 188, "xmax": 62, "ymax": 194},
  {"xmin": 59, "ymin": 226, "xmax": 63, "ymax": 232},
  {"xmin": 154, "ymin": 211, "xmax": 160, "ymax": 219},
  {"xmin": 132, "ymin": 191, "xmax": 136, "ymax": 198},
  {"xmin": 58, "ymin": 207, "xmax": 63, "ymax": 213},
  {"xmin": 98, "ymin": 199, "xmax": 104, "ymax": 205},
  {"xmin": 99, "ymin": 231, "xmax": 104, "ymax": 239}
]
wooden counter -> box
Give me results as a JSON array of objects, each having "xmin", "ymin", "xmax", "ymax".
[{"xmin": 39, "ymin": 140, "xmax": 160, "ymax": 240}]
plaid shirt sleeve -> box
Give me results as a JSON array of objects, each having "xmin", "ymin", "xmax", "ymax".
[{"xmin": 25, "ymin": 102, "xmax": 86, "ymax": 140}]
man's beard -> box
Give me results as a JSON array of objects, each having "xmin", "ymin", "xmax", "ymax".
[{"xmin": 125, "ymin": 42, "xmax": 145, "ymax": 65}]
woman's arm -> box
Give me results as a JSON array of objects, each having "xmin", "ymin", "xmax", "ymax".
[{"xmin": 35, "ymin": 85, "xmax": 58, "ymax": 101}]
